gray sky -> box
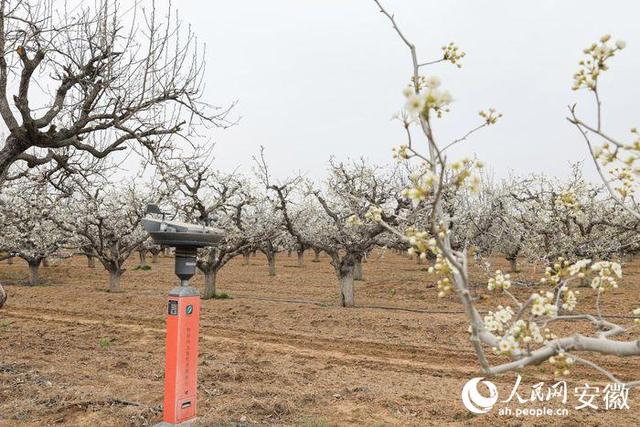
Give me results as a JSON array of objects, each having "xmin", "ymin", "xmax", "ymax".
[
  {"xmin": 166, "ymin": 0, "xmax": 638, "ymax": 182},
  {"xmin": 5, "ymin": 1, "xmax": 638, "ymax": 183}
]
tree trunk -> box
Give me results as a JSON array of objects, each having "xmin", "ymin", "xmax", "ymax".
[
  {"xmin": 138, "ymin": 251, "xmax": 147, "ymax": 268},
  {"xmin": 267, "ymin": 252, "xmax": 276, "ymax": 276},
  {"xmin": 417, "ymin": 256, "xmax": 423, "ymax": 265},
  {"xmin": 7, "ymin": 256, "xmax": 13, "ymax": 265},
  {"xmin": 287, "ymin": 249, "xmax": 292, "ymax": 257},
  {"xmin": 203, "ymin": 271, "xmax": 217, "ymax": 300},
  {"xmin": 28, "ymin": 260, "xmax": 42, "ymax": 285},
  {"xmin": 297, "ymin": 250, "xmax": 304, "ymax": 267},
  {"xmin": 86, "ymin": 255, "xmax": 96, "ymax": 268},
  {"xmin": 508, "ymin": 257, "xmax": 518, "ymax": 273},
  {"xmin": 334, "ymin": 254, "xmax": 356, "ymax": 307},
  {"xmin": 339, "ymin": 266, "xmax": 355, "ymax": 307},
  {"xmin": 243, "ymin": 251, "xmax": 250, "ymax": 266},
  {"xmin": 109, "ymin": 270, "xmax": 123, "ymax": 292},
  {"xmin": 312, "ymin": 248, "xmax": 321, "ymax": 263},
  {"xmin": 354, "ymin": 260, "xmax": 363, "ymax": 281},
  {"xmin": 0, "ymin": 283, "xmax": 6, "ymax": 309}
]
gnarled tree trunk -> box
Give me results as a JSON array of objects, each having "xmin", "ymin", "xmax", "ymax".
[
  {"xmin": 86, "ymin": 254, "xmax": 96, "ymax": 268},
  {"xmin": 108, "ymin": 270, "xmax": 124, "ymax": 292},
  {"xmin": 138, "ymin": 250, "xmax": 147, "ymax": 268},
  {"xmin": 27, "ymin": 259, "xmax": 42, "ymax": 285},
  {"xmin": 0, "ymin": 284, "xmax": 7, "ymax": 309},
  {"xmin": 243, "ymin": 251, "xmax": 250, "ymax": 266},
  {"xmin": 354, "ymin": 260, "xmax": 363, "ymax": 281},
  {"xmin": 203, "ymin": 271, "xmax": 217, "ymax": 300},
  {"xmin": 7, "ymin": 256, "xmax": 13, "ymax": 265},
  {"xmin": 334, "ymin": 253, "xmax": 356, "ymax": 307},
  {"xmin": 267, "ymin": 252, "xmax": 276, "ymax": 276},
  {"xmin": 312, "ymin": 248, "xmax": 321, "ymax": 263},
  {"xmin": 297, "ymin": 249, "xmax": 304, "ymax": 267},
  {"xmin": 339, "ymin": 267, "xmax": 355, "ymax": 307}
]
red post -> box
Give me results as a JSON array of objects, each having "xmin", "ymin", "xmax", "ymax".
[{"xmin": 162, "ymin": 289, "xmax": 200, "ymax": 425}]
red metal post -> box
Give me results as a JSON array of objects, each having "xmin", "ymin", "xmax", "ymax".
[{"xmin": 162, "ymin": 291, "xmax": 200, "ymax": 425}]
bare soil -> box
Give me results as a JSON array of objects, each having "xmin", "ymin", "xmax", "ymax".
[{"xmin": 1, "ymin": 252, "xmax": 639, "ymax": 426}]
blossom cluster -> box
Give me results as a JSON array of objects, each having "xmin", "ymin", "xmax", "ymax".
[
  {"xmin": 401, "ymin": 170, "xmax": 436, "ymax": 206},
  {"xmin": 531, "ymin": 292, "xmax": 557, "ymax": 317},
  {"xmin": 540, "ymin": 257, "xmax": 574, "ymax": 286},
  {"xmin": 590, "ymin": 261, "xmax": 622, "ymax": 292},
  {"xmin": 487, "ymin": 270, "xmax": 511, "ymax": 291},
  {"xmin": 608, "ymin": 167, "xmax": 635, "ymax": 199},
  {"xmin": 572, "ymin": 34, "xmax": 625, "ymax": 91},
  {"xmin": 561, "ymin": 288, "xmax": 579, "ymax": 311},
  {"xmin": 492, "ymin": 319, "xmax": 553, "ymax": 356},
  {"xmin": 449, "ymin": 158, "xmax": 482, "ymax": 192},
  {"xmin": 484, "ymin": 306, "xmax": 514, "ymax": 333},
  {"xmin": 494, "ymin": 335, "xmax": 519, "ymax": 356},
  {"xmin": 555, "ymin": 190, "xmax": 581, "ymax": 210},
  {"xmin": 549, "ymin": 351, "xmax": 576, "ymax": 377},
  {"xmin": 346, "ymin": 214, "xmax": 363, "ymax": 227},
  {"xmin": 403, "ymin": 75, "xmax": 452, "ymax": 119},
  {"xmin": 427, "ymin": 254, "xmax": 456, "ymax": 298},
  {"xmin": 593, "ymin": 134, "xmax": 639, "ymax": 201},
  {"xmin": 441, "ymin": 42, "xmax": 465, "ymax": 68},
  {"xmin": 478, "ymin": 108, "xmax": 502, "ymax": 125},
  {"xmin": 365, "ymin": 206, "xmax": 383, "ymax": 223},
  {"xmin": 392, "ymin": 144, "xmax": 410, "ymax": 161},
  {"xmin": 406, "ymin": 227, "xmax": 438, "ymax": 256},
  {"xmin": 510, "ymin": 319, "xmax": 547, "ymax": 346}
]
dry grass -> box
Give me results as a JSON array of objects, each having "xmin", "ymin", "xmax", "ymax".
[{"xmin": 0, "ymin": 251, "xmax": 639, "ymax": 426}]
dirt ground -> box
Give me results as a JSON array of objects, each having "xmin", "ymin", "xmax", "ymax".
[{"xmin": 1, "ymin": 251, "xmax": 639, "ymax": 426}]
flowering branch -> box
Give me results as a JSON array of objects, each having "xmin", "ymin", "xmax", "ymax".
[{"xmin": 373, "ymin": 1, "xmax": 639, "ymax": 386}]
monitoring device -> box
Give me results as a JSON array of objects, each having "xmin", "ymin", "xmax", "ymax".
[{"xmin": 143, "ymin": 204, "xmax": 224, "ymax": 426}]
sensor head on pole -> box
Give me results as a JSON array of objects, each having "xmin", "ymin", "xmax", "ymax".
[{"xmin": 142, "ymin": 206, "xmax": 225, "ymax": 284}]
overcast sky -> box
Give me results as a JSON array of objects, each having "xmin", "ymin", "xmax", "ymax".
[
  {"xmin": 7, "ymin": 1, "xmax": 638, "ymax": 183},
  {"xmin": 157, "ymin": 0, "xmax": 637, "ymax": 182}
]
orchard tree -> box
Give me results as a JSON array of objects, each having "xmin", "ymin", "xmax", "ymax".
[
  {"xmin": 162, "ymin": 157, "xmax": 263, "ymax": 299},
  {"xmin": 461, "ymin": 169, "xmax": 638, "ymax": 273},
  {"xmin": 135, "ymin": 238, "xmax": 162, "ymax": 270},
  {"xmin": 291, "ymin": 202, "xmax": 320, "ymax": 267},
  {"xmin": 78, "ymin": 242, "xmax": 98, "ymax": 268},
  {"xmin": 0, "ymin": 0, "xmax": 232, "ymax": 183},
  {"xmin": 456, "ymin": 176, "xmax": 527, "ymax": 272},
  {"xmin": 506, "ymin": 168, "xmax": 638, "ymax": 263},
  {"xmin": 371, "ymin": 0, "xmax": 640, "ymax": 386},
  {"xmin": 55, "ymin": 182, "xmax": 153, "ymax": 292},
  {"xmin": 0, "ymin": 177, "xmax": 67, "ymax": 284},
  {"xmin": 268, "ymin": 158, "xmax": 405, "ymax": 307},
  {"xmin": 255, "ymin": 200, "xmax": 289, "ymax": 277}
]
